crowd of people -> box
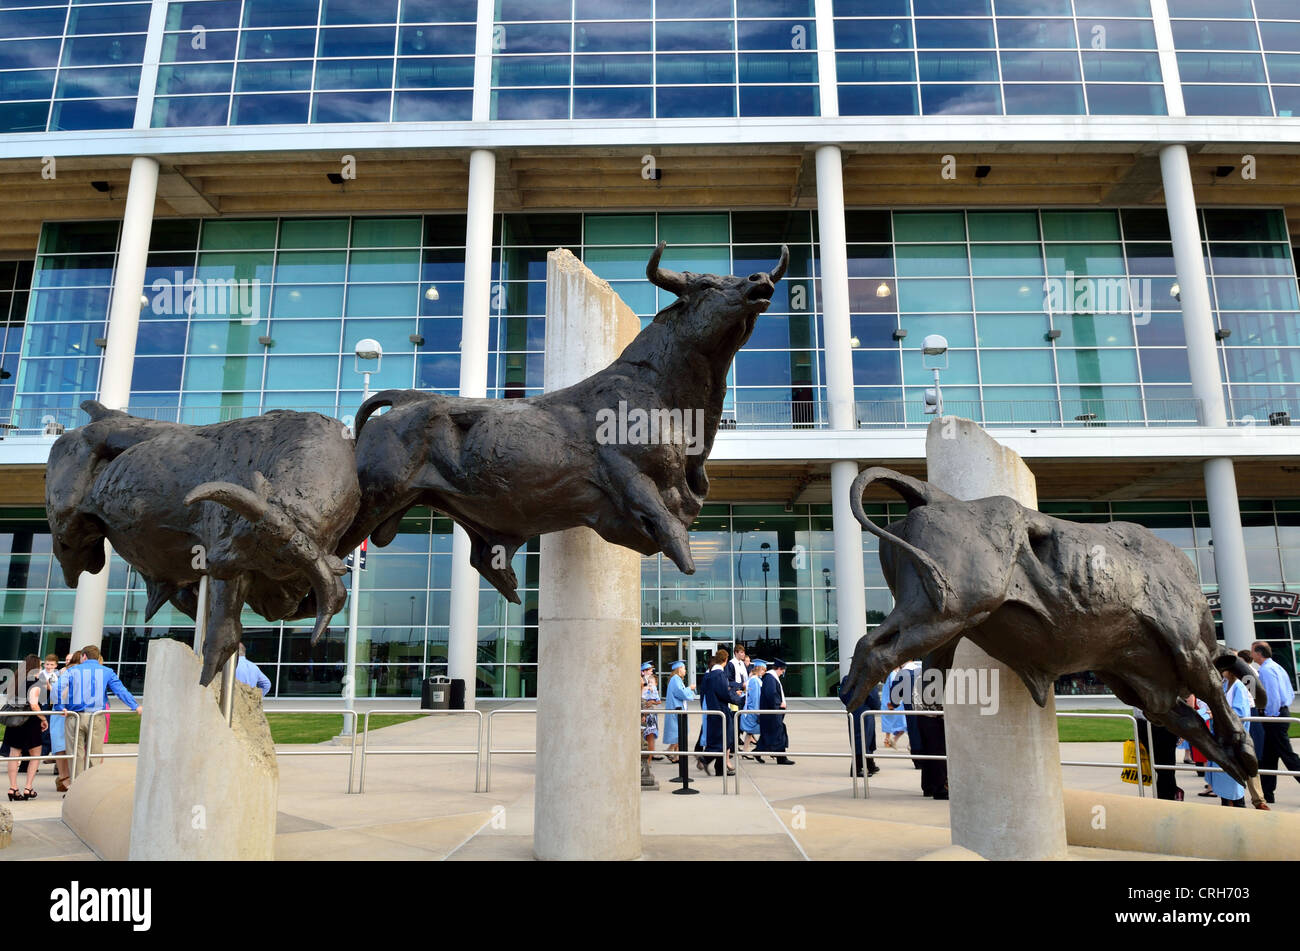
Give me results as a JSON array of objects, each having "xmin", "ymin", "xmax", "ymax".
[{"xmin": 1, "ymin": 646, "xmax": 141, "ymax": 801}]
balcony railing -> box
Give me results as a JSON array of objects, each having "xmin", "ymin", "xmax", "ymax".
[{"xmin": 4, "ymin": 395, "xmax": 1289, "ymax": 440}]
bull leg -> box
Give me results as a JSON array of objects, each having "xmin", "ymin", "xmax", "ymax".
[
  {"xmin": 617, "ymin": 470, "xmax": 694, "ymax": 574},
  {"xmin": 1180, "ymin": 650, "xmax": 1258, "ymax": 783},
  {"xmin": 170, "ymin": 582, "xmax": 199, "ymax": 620},
  {"xmin": 198, "ymin": 575, "xmax": 249, "ymax": 687},
  {"xmin": 464, "ymin": 527, "xmax": 524, "ymax": 605},
  {"xmin": 844, "ymin": 613, "xmax": 966, "ymax": 709}
]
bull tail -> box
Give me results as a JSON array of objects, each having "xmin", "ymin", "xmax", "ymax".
[
  {"xmin": 849, "ymin": 467, "xmax": 955, "ymax": 613},
  {"xmin": 185, "ymin": 471, "xmax": 348, "ymax": 647},
  {"xmin": 355, "ymin": 389, "xmax": 424, "ymax": 439}
]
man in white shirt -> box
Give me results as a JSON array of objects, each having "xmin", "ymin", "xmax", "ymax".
[{"xmin": 1252, "ymin": 641, "xmax": 1300, "ymax": 804}]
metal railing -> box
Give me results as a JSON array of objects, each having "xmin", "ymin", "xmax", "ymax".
[
  {"xmin": 854, "ymin": 708, "xmax": 948, "ymax": 799},
  {"xmin": 266, "ymin": 709, "xmax": 359, "ymax": 794},
  {"xmin": 356, "ymin": 707, "xmax": 483, "ymax": 794},
  {"xmin": 0, "ymin": 709, "xmax": 81, "ymax": 781},
  {"xmin": 484, "ymin": 707, "xmax": 537, "ymax": 793},
  {"xmin": 81, "ymin": 708, "xmax": 140, "ymax": 774},
  {"xmin": 1055, "ymin": 711, "xmax": 1147, "ymax": 798},
  {"xmin": 855, "ymin": 398, "xmax": 1204, "ymax": 429},
  {"xmin": 1139, "ymin": 714, "xmax": 1300, "ymax": 784},
  {"xmin": 645, "ymin": 708, "xmax": 729, "ymax": 794},
  {"xmin": 733, "ymin": 707, "xmax": 861, "ymax": 797}
]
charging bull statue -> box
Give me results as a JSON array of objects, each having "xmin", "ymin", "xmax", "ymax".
[
  {"xmin": 341, "ymin": 242, "xmax": 788, "ymax": 602},
  {"xmin": 46, "ymin": 402, "xmax": 358, "ymax": 685},
  {"xmin": 842, "ymin": 467, "xmax": 1258, "ymax": 785}
]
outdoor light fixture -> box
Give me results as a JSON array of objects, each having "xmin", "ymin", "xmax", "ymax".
[
  {"xmin": 1215, "ymin": 328, "xmax": 1232, "ymax": 340},
  {"xmin": 975, "ymin": 165, "xmax": 991, "ymax": 179},
  {"xmin": 90, "ymin": 181, "xmax": 110, "ymax": 192},
  {"xmin": 849, "ymin": 336, "xmax": 861, "ymax": 348},
  {"xmin": 258, "ymin": 335, "xmax": 274, "ymax": 347},
  {"xmin": 1045, "ymin": 328, "xmax": 1061, "ymax": 340},
  {"xmin": 94, "ymin": 337, "xmax": 108, "ymax": 348},
  {"xmin": 1214, "ymin": 165, "xmax": 1235, "ymax": 178},
  {"xmin": 424, "ymin": 285, "xmax": 439, "ymax": 300},
  {"xmin": 922, "ymin": 334, "xmax": 948, "ymax": 417},
  {"xmin": 139, "ymin": 294, "xmax": 149, "ymax": 307},
  {"xmin": 354, "ymin": 338, "xmax": 383, "ymax": 365},
  {"xmin": 409, "ymin": 333, "xmax": 425, "ymax": 346},
  {"xmin": 326, "ymin": 172, "xmax": 345, "ymax": 185},
  {"xmin": 875, "ymin": 282, "xmax": 892, "ymax": 298},
  {"xmin": 892, "ymin": 328, "xmax": 907, "ymax": 341},
  {"xmin": 1170, "ymin": 282, "xmax": 1181, "ymax": 300}
]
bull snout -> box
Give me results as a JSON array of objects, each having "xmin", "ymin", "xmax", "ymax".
[{"xmin": 743, "ymin": 273, "xmax": 776, "ymax": 306}]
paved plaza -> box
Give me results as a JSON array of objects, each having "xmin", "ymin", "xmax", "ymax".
[{"xmin": 6, "ymin": 699, "xmax": 1295, "ymax": 861}]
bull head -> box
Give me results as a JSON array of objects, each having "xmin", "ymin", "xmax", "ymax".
[{"xmin": 645, "ymin": 241, "xmax": 789, "ymax": 358}]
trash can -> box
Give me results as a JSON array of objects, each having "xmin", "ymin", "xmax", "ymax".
[
  {"xmin": 449, "ymin": 679, "xmax": 466, "ymax": 710},
  {"xmin": 421, "ymin": 675, "xmax": 452, "ymax": 710}
]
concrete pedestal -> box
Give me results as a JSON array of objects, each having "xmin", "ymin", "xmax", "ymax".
[
  {"xmin": 127, "ymin": 638, "xmax": 278, "ymax": 860},
  {"xmin": 534, "ymin": 250, "xmax": 641, "ymax": 861},
  {"xmin": 925, "ymin": 417, "xmax": 1068, "ymax": 860}
]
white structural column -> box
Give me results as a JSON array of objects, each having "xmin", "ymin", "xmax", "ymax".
[
  {"xmin": 815, "ymin": 145, "xmax": 868, "ymax": 678},
  {"xmin": 534, "ymin": 250, "xmax": 641, "ymax": 860},
  {"xmin": 446, "ymin": 149, "xmax": 496, "ymax": 707},
  {"xmin": 1159, "ymin": 144, "xmax": 1255, "ymax": 651},
  {"xmin": 68, "ymin": 156, "xmax": 159, "ymax": 652},
  {"xmin": 928, "ymin": 418, "xmax": 1068, "ymax": 861}
]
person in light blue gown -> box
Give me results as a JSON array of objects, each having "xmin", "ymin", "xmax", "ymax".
[
  {"xmin": 1208, "ymin": 661, "xmax": 1252, "ymax": 807},
  {"xmin": 740, "ymin": 659, "xmax": 766, "ymax": 759},
  {"xmin": 881, "ymin": 667, "xmax": 907, "ymax": 749},
  {"xmin": 662, "ymin": 661, "xmax": 697, "ymax": 761}
]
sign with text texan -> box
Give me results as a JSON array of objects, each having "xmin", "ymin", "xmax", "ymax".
[{"xmin": 1205, "ymin": 589, "xmax": 1300, "ymax": 616}]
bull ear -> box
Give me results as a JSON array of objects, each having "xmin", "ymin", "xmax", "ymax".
[
  {"xmin": 646, "ymin": 241, "xmax": 688, "ymax": 296},
  {"xmin": 769, "ymin": 245, "xmax": 789, "ymax": 283}
]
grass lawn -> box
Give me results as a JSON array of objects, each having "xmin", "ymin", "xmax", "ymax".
[
  {"xmin": 106, "ymin": 712, "xmax": 423, "ymax": 745},
  {"xmin": 1056, "ymin": 710, "xmax": 1300, "ymax": 743}
]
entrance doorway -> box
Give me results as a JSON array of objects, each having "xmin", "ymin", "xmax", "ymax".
[{"xmin": 640, "ymin": 632, "xmax": 686, "ymax": 688}]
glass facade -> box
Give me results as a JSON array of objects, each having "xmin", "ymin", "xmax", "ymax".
[
  {"xmin": 834, "ymin": 0, "xmax": 1167, "ymax": 117},
  {"xmin": 7, "ymin": 0, "xmax": 1300, "ymax": 129},
  {"xmin": 15, "ymin": 208, "xmax": 1300, "ymax": 428},
  {"xmin": 0, "ymin": 497, "xmax": 1297, "ymax": 697}
]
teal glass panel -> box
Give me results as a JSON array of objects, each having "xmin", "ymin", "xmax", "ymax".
[
  {"xmin": 279, "ymin": 218, "xmax": 350, "ymax": 249},
  {"xmin": 1056, "ymin": 313, "xmax": 1135, "ymax": 347},
  {"xmin": 902, "ymin": 349, "xmax": 978, "ymax": 385},
  {"xmin": 1040, "ymin": 210, "xmax": 1119, "ymax": 242},
  {"xmin": 971, "ymin": 244, "xmax": 1044, "ymax": 276},
  {"xmin": 28, "ymin": 288, "xmax": 111, "ymax": 323},
  {"xmin": 350, "ymin": 217, "xmax": 422, "ymax": 247},
  {"xmin": 1045, "ymin": 243, "xmax": 1126, "ymax": 276},
  {"xmin": 657, "ymin": 214, "xmax": 729, "ymax": 244},
  {"xmin": 274, "ymin": 250, "xmax": 347, "ymax": 283},
  {"xmin": 977, "ymin": 313, "xmax": 1051, "ymax": 346},
  {"xmin": 269, "ymin": 319, "xmax": 341, "ymax": 352},
  {"xmin": 609, "ymin": 281, "xmax": 656, "ymax": 314},
  {"xmin": 362, "ymin": 353, "xmax": 414, "ymax": 390},
  {"xmin": 183, "ymin": 354, "xmax": 265, "ymax": 390},
  {"xmin": 973, "ymin": 278, "xmax": 1047, "ymax": 312},
  {"xmin": 187, "ymin": 321, "xmax": 262, "ymax": 355},
  {"xmin": 583, "ymin": 247, "xmax": 656, "ymax": 281},
  {"xmin": 1225, "ymin": 349, "xmax": 1300, "ymax": 385},
  {"xmin": 584, "ymin": 214, "xmax": 656, "ymax": 245},
  {"xmin": 1213, "ymin": 277, "xmax": 1300, "ymax": 311},
  {"xmin": 896, "ymin": 279, "xmax": 971, "ymax": 313},
  {"xmin": 897, "ymin": 314, "xmax": 976, "ymax": 348},
  {"xmin": 345, "ymin": 283, "xmax": 419, "ymax": 316},
  {"xmin": 1209, "ymin": 244, "xmax": 1292, "ymax": 276},
  {"xmin": 265, "ymin": 354, "xmax": 340, "ymax": 390},
  {"xmin": 195, "ymin": 251, "xmax": 274, "ymax": 284},
  {"xmin": 35, "ymin": 256, "xmax": 115, "ymax": 288},
  {"xmin": 893, "ymin": 211, "xmax": 965, "ymax": 242},
  {"xmin": 343, "ymin": 318, "xmax": 417, "ymax": 354},
  {"xmin": 199, "ymin": 219, "xmax": 277, "ymax": 250},
  {"xmin": 967, "ymin": 211, "xmax": 1039, "ymax": 242},
  {"xmin": 348, "ymin": 250, "xmax": 420, "ymax": 283},
  {"xmin": 1055, "ymin": 347, "xmax": 1138, "ymax": 384},
  {"xmin": 981, "ymin": 348, "xmax": 1055, "ymax": 384},
  {"xmin": 895, "ymin": 245, "xmax": 969, "ymax": 277},
  {"xmin": 40, "ymin": 222, "xmax": 120, "ymax": 255},
  {"xmin": 272, "ymin": 284, "xmax": 345, "ymax": 318},
  {"xmin": 656, "ymin": 245, "xmax": 729, "ymax": 275}
]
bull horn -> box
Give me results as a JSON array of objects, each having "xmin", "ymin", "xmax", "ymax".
[
  {"xmin": 184, "ymin": 481, "xmax": 269, "ymax": 522},
  {"xmin": 646, "ymin": 241, "xmax": 688, "ymax": 296},
  {"xmin": 769, "ymin": 244, "xmax": 789, "ymax": 283}
]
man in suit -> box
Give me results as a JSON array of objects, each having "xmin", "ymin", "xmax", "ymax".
[
  {"xmin": 699, "ymin": 650, "xmax": 739, "ymax": 776},
  {"xmin": 838, "ymin": 674, "xmax": 880, "ymax": 778},
  {"xmin": 755, "ymin": 659, "xmax": 794, "ymax": 765}
]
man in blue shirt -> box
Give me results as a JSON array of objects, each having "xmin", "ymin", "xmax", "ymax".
[
  {"xmin": 1252, "ymin": 641, "xmax": 1300, "ymax": 804},
  {"xmin": 55, "ymin": 645, "xmax": 141, "ymax": 777},
  {"xmin": 235, "ymin": 644, "xmax": 272, "ymax": 697}
]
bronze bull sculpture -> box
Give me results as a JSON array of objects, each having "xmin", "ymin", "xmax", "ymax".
[
  {"xmin": 340, "ymin": 242, "xmax": 788, "ymax": 602},
  {"xmin": 46, "ymin": 402, "xmax": 358, "ymax": 684},
  {"xmin": 843, "ymin": 467, "xmax": 1258, "ymax": 786}
]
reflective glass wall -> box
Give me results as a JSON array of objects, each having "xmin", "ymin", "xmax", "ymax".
[
  {"xmin": 1170, "ymin": 0, "xmax": 1300, "ymax": 117},
  {"xmin": 16, "ymin": 209, "xmax": 1300, "ymax": 426},
  {"xmin": 1, "ymin": 498, "xmax": 1297, "ymax": 697}
]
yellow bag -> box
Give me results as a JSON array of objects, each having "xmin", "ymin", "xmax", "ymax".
[{"xmin": 1120, "ymin": 739, "xmax": 1152, "ymax": 786}]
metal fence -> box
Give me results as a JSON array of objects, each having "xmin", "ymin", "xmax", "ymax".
[
  {"xmin": 356, "ymin": 708, "xmax": 483, "ymax": 794},
  {"xmin": 733, "ymin": 707, "xmax": 862, "ymax": 796},
  {"xmin": 0, "ymin": 709, "xmax": 81, "ymax": 783}
]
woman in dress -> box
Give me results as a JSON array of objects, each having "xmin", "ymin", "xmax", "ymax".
[
  {"xmin": 5, "ymin": 655, "xmax": 47, "ymax": 800},
  {"xmin": 1207, "ymin": 665, "xmax": 1252, "ymax": 807},
  {"xmin": 661, "ymin": 661, "xmax": 696, "ymax": 764},
  {"xmin": 641, "ymin": 663, "xmax": 662, "ymax": 761},
  {"xmin": 740, "ymin": 659, "xmax": 766, "ymax": 761}
]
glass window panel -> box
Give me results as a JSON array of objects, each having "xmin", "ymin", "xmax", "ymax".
[
  {"xmin": 0, "ymin": 100, "xmax": 49, "ymax": 132},
  {"xmin": 353, "ymin": 218, "xmax": 421, "ymax": 247},
  {"xmin": 893, "ymin": 211, "xmax": 965, "ymax": 242},
  {"xmin": 1176, "ymin": 51, "xmax": 1266, "ymax": 84},
  {"xmin": 394, "ymin": 89, "xmax": 473, "ymax": 118},
  {"xmin": 915, "ymin": 20, "xmax": 995, "ymax": 48},
  {"xmin": 161, "ymin": 29, "xmax": 239, "ymax": 63},
  {"xmin": 1260, "ymin": 21, "xmax": 1300, "ymax": 54},
  {"xmin": 1003, "ymin": 83, "xmax": 1085, "ymax": 114},
  {"xmin": 28, "ymin": 288, "xmax": 111, "ymax": 323},
  {"xmin": 739, "ymin": 83, "xmax": 817, "ymax": 116},
  {"xmin": 1056, "ymin": 313, "xmax": 1135, "ymax": 347},
  {"xmin": 915, "ymin": 0, "xmax": 987, "ymax": 10},
  {"xmin": 240, "ymin": 28, "xmax": 318, "ymax": 59},
  {"xmin": 201, "ymin": 219, "xmax": 276, "ymax": 250},
  {"xmin": 166, "ymin": 0, "xmax": 246, "ymax": 31},
  {"xmin": 737, "ymin": 20, "xmax": 814, "ymax": 51},
  {"xmin": 274, "ymin": 251, "xmax": 347, "ymax": 283},
  {"xmin": 656, "ymin": 20, "xmax": 734, "ymax": 52},
  {"xmin": 323, "ymin": 0, "xmax": 398, "ymax": 24},
  {"xmin": 836, "ymin": 50, "xmax": 915, "ymax": 82},
  {"xmin": 280, "ymin": 218, "xmax": 349, "ymax": 249},
  {"xmin": 1255, "ymin": 0, "xmax": 1297, "ymax": 15},
  {"xmin": 187, "ymin": 323, "xmax": 258, "ymax": 360},
  {"xmin": 395, "ymin": 57, "xmax": 475, "ymax": 87},
  {"xmin": 313, "ymin": 90, "xmax": 392, "ymax": 121},
  {"xmin": 498, "ymin": 0, "xmax": 574, "ymax": 18},
  {"xmin": 895, "ymin": 245, "xmax": 969, "ymax": 277},
  {"xmin": 573, "ymin": 85, "xmax": 652, "ymax": 118},
  {"xmin": 1172, "ymin": 20, "xmax": 1259, "ymax": 51},
  {"xmin": 584, "ymin": 214, "xmax": 656, "ymax": 245},
  {"xmin": 896, "ymin": 314, "xmax": 976, "ymax": 348},
  {"xmin": 1041, "ymin": 210, "xmax": 1119, "ymax": 242},
  {"xmin": 345, "ymin": 283, "xmax": 418, "ymax": 316},
  {"xmin": 897, "ymin": 278, "xmax": 973, "ymax": 312},
  {"xmin": 1182, "ymin": 84, "xmax": 1272, "ymax": 116},
  {"xmin": 834, "ymin": 18, "xmax": 911, "ymax": 49},
  {"xmin": 60, "ymin": 35, "xmax": 147, "ymax": 68},
  {"xmin": 1203, "ymin": 209, "xmax": 1287, "ymax": 242},
  {"xmin": 54, "ymin": 66, "xmax": 141, "ymax": 99},
  {"xmin": 244, "ymin": 0, "xmax": 321, "ymax": 28},
  {"xmin": 155, "ymin": 63, "xmax": 233, "ymax": 96},
  {"xmin": 657, "ymin": 0, "xmax": 733, "ymax": 17},
  {"xmin": 1082, "ymin": 51, "xmax": 1161, "ymax": 82},
  {"xmin": 267, "ymin": 318, "xmax": 340, "ymax": 352},
  {"xmin": 1167, "ymin": 0, "xmax": 1252, "ymax": 15},
  {"xmin": 34, "ymin": 256, "xmax": 116, "ymax": 288},
  {"xmin": 492, "ymin": 87, "xmax": 569, "ymax": 118},
  {"xmin": 903, "ymin": 349, "xmax": 978, "ymax": 385},
  {"xmin": 399, "ymin": 24, "xmax": 476, "ymax": 54},
  {"xmin": 1210, "ymin": 244, "xmax": 1292, "ymax": 277},
  {"xmin": 967, "ymin": 211, "xmax": 1039, "ymax": 242},
  {"xmin": 572, "ymin": 53, "xmax": 653, "ymax": 84},
  {"xmin": 996, "ymin": 18, "xmax": 1076, "ymax": 49},
  {"xmin": 918, "ymin": 50, "xmax": 998, "ymax": 81},
  {"xmin": 183, "ymin": 354, "xmax": 264, "ymax": 390},
  {"xmin": 1055, "ymin": 347, "xmax": 1138, "ymax": 384},
  {"xmin": 657, "ymin": 214, "xmax": 730, "ymax": 244},
  {"xmin": 998, "ymin": 50, "xmax": 1080, "ymax": 82},
  {"xmin": 0, "ymin": 38, "xmax": 62, "ymax": 70},
  {"xmin": 272, "ymin": 284, "xmax": 344, "ymax": 318},
  {"xmin": 971, "ymin": 244, "xmax": 1044, "ymax": 276},
  {"xmin": 1139, "ymin": 347, "xmax": 1190, "ymax": 383},
  {"xmin": 1085, "ymin": 83, "xmax": 1166, "ymax": 115},
  {"xmin": 0, "ymin": 9, "xmax": 68, "ymax": 40},
  {"xmin": 655, "ymin": 52, "xmax": 735, "ymax": 84},
  {"xmin": 67, "ymin": 4, "xmax": 150, "ymax": 34},
  {"xmin": 134, "ymin": 321, "xmax": 189, "ymax": 356},
  {"xmin": 1124, "ymin": 243, "xmax": 1175, "ymax": 275},
  {"xmin": 995, "ymin": 0, "xmax": 1071, "ymax": 12},
  {"xmin": 265, "ymin": 354, "xmax": 340, "ymax": 390},
  {"xmin": 313, "ymin": 60, "xmax": 395, "ymax": 90},
  {"xmin": 1077, "ymin": 19, "xmax": 1155, "ymax": 50},
  {"xmin": 981, "ymin": 348, "xmax": 1055, "ymax": 384},
  {"xmin": 837, "ymin": 83, "xmax": 918, "ymax": 114},
  {"xmin": 738, "ymin": 52, "xmax": 817, "ymax": 84},
  {"xmin": 235, "ymin": 60, "xmax": 314, "ymax": 92},
  {"xmin": 851, "ymin": 349, "xmax": 901, "ymax": 386},
  {"xmin": 921, "ymin": 83, "xmax": 1001, "ymax": 114},
  {"xmin": 1135, "ymin": 314, "xmax": 1186, "ymax": 347},
  {"xmin": 974, "ymin": 278, "xmax": 1049, "ymax": 311},
  {"xmin": 976, "ymin": 313, "xmax": 1051, "ymax": 347},
  {"xmin": 1045, "ymin": 243, "xmax": 1125, "ymax": 276},
  {"xmin": 846, "ymin": 245, "xmax": 894, "ymax": 278},
  {"xmin": 1214, "ymin": 277, "xmax": 1300, "ymax": 312},
  {"xmin": 231, "ymin": 92, "xmax": 311, "ymax": 124}
]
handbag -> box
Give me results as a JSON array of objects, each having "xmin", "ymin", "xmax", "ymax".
[
  {"xmin": 2, "ymin": 701, "xmax": 32, "ymax": 729},
  {"xmin": 1120, "ymin": 739, "xmax": 1152, "ymax": 786}
]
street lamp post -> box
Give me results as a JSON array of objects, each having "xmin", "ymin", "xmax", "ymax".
[
  {"xmin": 922, "ymin": 334, "xmax": 949, "ymax": 417},
  {"xmin": 760, "ymin": 541, "xmax": 771, "ymax": 645},
  {"xmin": 341, "ymin": 338, "xmax": 382, "ymax": 736}
]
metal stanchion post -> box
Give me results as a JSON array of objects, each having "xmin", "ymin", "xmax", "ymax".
[{"xmin": 671, "ymin": 710, "xmax": 698, "ymax": 795}]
